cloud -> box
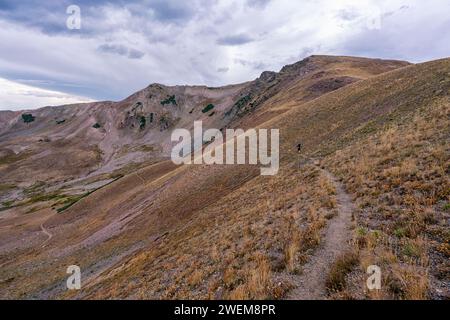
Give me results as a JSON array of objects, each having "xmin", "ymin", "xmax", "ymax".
[
  {"xmin": 336, "ymin": 1, "xmax": 450, "ymax": 62},
  {"xmin": 0, "ymin": 77, "xmax": 93, "ymax": 110},
  {"xmin": 128, "ymin": 49, "xmax": 146, "ymax": 59},
  {"xmin": 217, "ymin": 67, "xmax": 229, "ymax": 73},
  {"xmin": 144, "ymin": 0, "xmax": 196, "ymax": 22},
  {"xmin": 234, "ymin": 59, "xmax": 268, "ymax": 70},
  {"xmin": 0, "ymin": 0, "xmax": 449, "ymax": 111},
  {"xmin": 97, "ymin": 44, "xmax": 145, "ymax": 59},
  {"xmin": 98, "ymin": 44, "xmax": 129, "ymax": 56},
  {"xmin": 246, "ymin": 0, "xmax": 272, "ymax": 9},
  {"xmin": 336, "ymin": 9, "xmax": 361, "ymax": 21},
  {"xmin": 217, "ymin": 33, "xmax": 255, "ymax": 46}
]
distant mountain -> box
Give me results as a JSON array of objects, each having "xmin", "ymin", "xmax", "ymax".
[{"xmin": 0, "ymin": 55, "xmax": 409, "ymax": 184}]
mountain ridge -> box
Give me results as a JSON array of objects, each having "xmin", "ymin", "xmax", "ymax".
[{"xmin": 0, "ymin": 55, "xmax": 409, "ymax": 185}]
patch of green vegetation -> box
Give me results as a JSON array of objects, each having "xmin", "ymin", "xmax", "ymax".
[
  {"xmin": 402, "ymin": 243, "xmax": 421, "ymax": 258},
  {"xmin": 202, "ymin": 104, "xmax": 215, "ymax": 113},
  {"xmin": 442, "ymin": 203, "xmax": 450, "ymax": 211},
  {"xmin": 0, "ymin": 151, "xmax": 33, "ymax": 166},
  {"xmin": 136, "ymin": 145, "xmax": 154, "ymax": 153},
  {"xmin": 235, "ymin": 95, "xmax": 252, "ymax": 109},
  {"xmin": 225, "ymin": 95, "xmax": 251, "ymax": 116},
  {"xmin": 371, "ymin": 230, "xmax": 382, "ymax": 239},
  {"xmin": 394, "ymin": 227, "xmax": 407, "ymax": 238},
  {"xmin": 22, "ymin": 113, "xmax": 35, "ymax": 123},
  {"xmin": 23, "ymin": 181, "xmax": 46, "ymax": 196},
  {"xmin": 93, "ymin": 123, "xmax": 101, "ymax": 129},
  {"xmin": 139, "ymin": 116, "xmax": 146, "ymax": 130},
  {"xmin": 56, "ymin": 193, "xmax": 88, "ymax": 213},
  {"xmin": 28, "ymin": 193, "xmax": 65, "ymax": 204},
  {"xmin": 1, "ymin": 190, "xmax": 68, "ymax": 212},
  {"xmin": 356, "ymin": 226, "xmax": 368, "ymax": 237},
  {"xmin": 57, "ymin": 175, "xmax": 124, "ymax": 213},
  {"xmin": 161, "ymin": 95, "xmax": 177, "ymax": 106},
  {"xmin": 0, "ymin": 201, "xmax": 16, "ymax": 212},
  {"xmin": 0, "ymin": 184, "xmax": 16, "ymax": 193},
  {"xmin": 2, "ymin": 200, "xmax": 14, "ymax": 208}
]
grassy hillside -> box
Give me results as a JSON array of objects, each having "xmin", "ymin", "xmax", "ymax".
[
  {"xmin": 0, "ymin": 57, "xmax": 447, "ymax": 300},
  {"xmin": 74, "ymin": 58, "xmax": 448, "ymax": 299}
]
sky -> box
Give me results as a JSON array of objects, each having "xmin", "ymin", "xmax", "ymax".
[{"xmin": 0, "ymin": 0, "xmax": 449, "ymax": 110}]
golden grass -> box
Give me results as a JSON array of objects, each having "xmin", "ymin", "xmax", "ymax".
[
  {"xmin": 325, "ymin": 251, "xmax": 359, "ymax": 293},
  {"xmin": 325, "ymin": 98, "xmax": 449, "ymax": 299},
  {"xmin": 227, "ymin": 254, "xmax": 272, "ymax": 300}
]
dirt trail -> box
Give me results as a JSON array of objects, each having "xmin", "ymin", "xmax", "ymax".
[
  {"xmin": 40, "ymin": 222, "xmax": 52, "ymax": 248},
  {"xmin": 288, "ymin": 166, "xmax": 354, "ymax": 300}
]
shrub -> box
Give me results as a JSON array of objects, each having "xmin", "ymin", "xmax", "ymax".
[
  {"xmin": 234, "ymin": 95, "xmax": 251, "ymax": 109},
  {"xmin": 2, "ymin": 200, "xmax": 14, "ymax": 208},
  {"xmin": 202, "ymin": 104, "xmax": 215, "ymax": 113},
  {"xmin": 93, "ymin": 123, "xmax": 101, "ymax": 129},
  {"xmin": 159, "ymin": 115, "xmax": 171, "ymax": 131},
  {"xmin": 394, "ymin": 227, "xmax": 407, "ymax": 238},
  {"xmin": 225, "ymin": 95, "xmax": 252, "ymax": 116},
  {"xmin": 325, "ymin": 251, "xmax": 358, "ymax": 293},
  {"xmin": 402, "ymin": 239, "xmax": 426, "ymax": 259},
  {"xmin": 443, "ymin": 203, "xmax": 450, "ymax": 211},
  {"xmin": 161, "ymin": 95, "xmax": 177, "ymax": 106},
  {"xmin": 139, "ymin": 116, "xmax": 146, "ymax": 130},
  {"xmin": 22, "ymin": 113, "xmax": 35, "ymax": 123},
  {"xmin": 284, "ymin": 232, "xmax": 300, "ymax": 273}
]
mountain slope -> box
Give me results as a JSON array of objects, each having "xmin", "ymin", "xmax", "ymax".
[
  {"xmin": 2, "ymin": 56, "xmax": 448, "ymax": 300},
  {"xmin": 81, "ymin": 58, "xmax": 447, "ymax": 299}
]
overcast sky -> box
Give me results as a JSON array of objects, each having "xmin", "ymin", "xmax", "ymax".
[{"xmin": 0, "ymin": 0, "xmax": 449, "ymax": 110}]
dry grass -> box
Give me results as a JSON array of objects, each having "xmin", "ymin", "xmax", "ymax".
[
  {"xmin": 187, "ymin": 270, "xmax": 204, "ymax": 287},
  {"xmin": 228, "ymin": 254, "xmax": 272, "ymax": 300},
  {"xmin": 389, "ymin": 264, "xmax": 429, "ymax": 300},
  {"xmin": 63, "ymin": 164, "xmax": 336, "ymax": 300},
  {"xmin": 325, "ymin": 98, "xmax": 449, "ymax": 299},
  {"xmin": 325, "ymin": 251, "xmax": 359, "ymax": 293},
  {"xmin": 284, "ymin": 228, "xmax": 301, "ymax": 273}
]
